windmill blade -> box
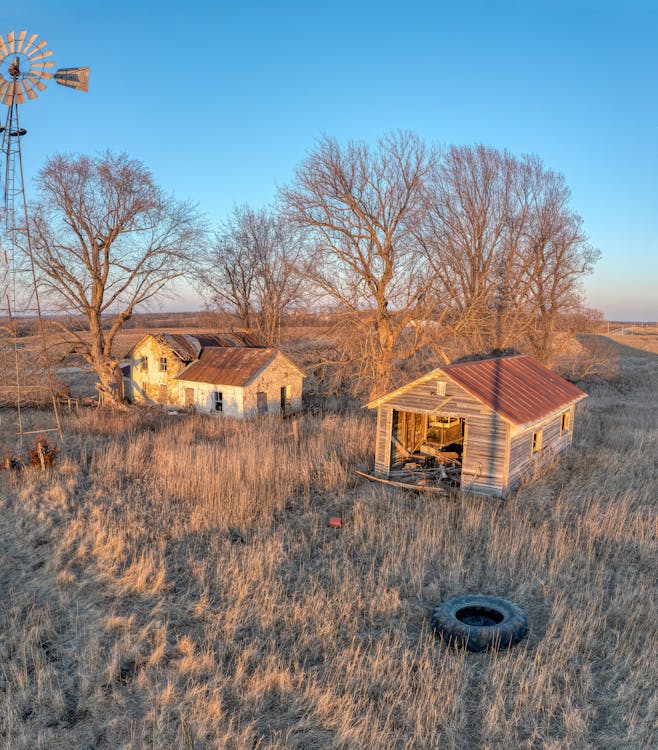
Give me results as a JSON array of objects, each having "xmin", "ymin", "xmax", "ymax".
[
  {"xmin": 7, "ymin": 31, "xmax": 15, "ymax": 54},
  {"xmin": 31, "ymin": 61, "xmax": 55, "ymax": 74},
  {"xmin": 16, "ymin": 31, "xmax": 27, "ymax": 52},
  {"xmin": 0, "ymin": 79, "xmax": 8, "ymax": 99},
  {"xmin": 22, "ymin": 80, "xmax": 38, "ymax": 100},
  {"xmin": 22, "ymin": 33, "xmax": 39, "ymax": 56},
  {"xmin": 30, "ymin": 70, "xmax": 53, "ymax": 81},
  {"xmin": 54, "ymin": 66, "xmax": 89, "ymax": 92},
  {"xmin": 27, "ymin": 39, "xmax": 48, "ymax": 57},
  {"xmin": 30, "ymin": 48, "xmax": 53, "ymax": 62},
  {"xmin": 26, "ymin": 73, "xmax": 48, "ymax": 91},
  {"xmin": 3, "ymin": 81, "xmax": 23, "ymax": 106},
  {"xmin": 14, "ymin": 83, "xmax": 25, "ymax": 105},
  {"xmin": 1, "ymin": 80, "xmax": 14, "ymax": 105},
  {"xmin": 0, "ymin": 35, "xmax": 8, "ymax": 57}
]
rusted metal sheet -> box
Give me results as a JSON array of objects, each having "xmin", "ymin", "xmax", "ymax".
[
  {"xmin": 174, "ymin": 347, "xmax": 276, "ymax": 387},
  {"xmin": 442, "ymin": 356, "xmax": 586, "ymax": 427},
  {"xmin": 193, "ymin": 332, "xmax": 265, "ymax": 348}
]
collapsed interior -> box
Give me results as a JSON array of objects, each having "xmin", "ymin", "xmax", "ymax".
[{"xmin": 391, "ymin": 410, "xmax": 464, "ymax": 488}]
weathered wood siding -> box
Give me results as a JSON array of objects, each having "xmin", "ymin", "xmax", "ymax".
[
  {"xmin": 506, "ymin": 404, "xmax": 575, "ymax": 493},
  {"xmin": 374, "ymin": 405, "xmax": 394, "ymax": 475},
  {"xmin": 242, "ymin": 353, "xmax": 303, "ymax": 418},
  {"xmin": 130, "ymin": 338, "xmax": 187, "ymax": 405},
  {"xmin": 374, "ymin": 370, "xmax": 510, "ymax": 495},
  {"xmin": 460, "ymin": 412, "xmax": 509, "ymax": 496}
]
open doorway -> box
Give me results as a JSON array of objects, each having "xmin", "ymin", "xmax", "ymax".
[{"xmin": 391, "ymin": 410, "xmax": 464, "ymax": 487}]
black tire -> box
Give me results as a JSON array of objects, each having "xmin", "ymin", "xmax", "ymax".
[{"xmin": 431, "ymin": 594, "xmax": 527, "ymax": 652}]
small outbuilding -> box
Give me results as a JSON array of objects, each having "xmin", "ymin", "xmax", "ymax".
[
  {"xmin": 126, "ymin": 332, "xmax": 304, "ymax": 417},
  {"xmin": 366, "ymin": 355, "xmax": 587, "ymax": 497}
]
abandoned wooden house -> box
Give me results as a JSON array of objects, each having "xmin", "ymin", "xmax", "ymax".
[
  {"xmin": 125, "ymin": 333, "xmax": 304, "ymax": 417},
  {"xmin": 365, "ymin": 355, "xmax": 587, "ymax": 497}
]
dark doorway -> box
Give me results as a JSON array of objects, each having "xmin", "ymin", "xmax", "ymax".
[
  {"xmin": 280, "ymin": 385, "xmax": 291, "ymax": 413},
  {"xmin": 257, "ymin": 391, "xmax": 268, "ymax": 415}
]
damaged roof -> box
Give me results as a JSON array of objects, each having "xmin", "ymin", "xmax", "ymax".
[
  {"xmin": 127, "ymin": 331, "xmax": 266, "ymax": 361},
  {"xmin": 442, "ymin": 356, "xmax": 587, "ymax": 425},
  {"xmin": 369, "ymin": 355, "xmax": 587, "ymax": 426},
  {"xmin": 174, "ymin": 347, "xmax": 279, "ymax": 387}
]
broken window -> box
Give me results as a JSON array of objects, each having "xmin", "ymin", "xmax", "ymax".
[
  {"xmin": 213, "ymin": 392, "xmax": 223, "ymax": 412},
  {"xmin": 561, "ymin": 411, "xmax": 571, "ymax": 432},
  {"xmin": 140, "ymin": 357, "xmax": 148, "ymax": 371},
  {"xmin": 532, "ymin": 430, "xmax": 543, "ymax": 453},
  {"xmin": 159, "ymin": 357, "xmax": 167, "ymax": 372},
  {"xmin": 257, "ymin": 391, "xmax": 268, "ymax": 415}
]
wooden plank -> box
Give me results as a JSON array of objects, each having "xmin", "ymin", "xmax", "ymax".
[{"xmin": 354, "ymin": 469, "xmax": 449, "ymax": 496}]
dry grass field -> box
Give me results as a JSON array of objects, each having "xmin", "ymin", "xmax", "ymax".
[{"xmin": 0, "ymin": 333, "xmax": 656, "ymax": 749}]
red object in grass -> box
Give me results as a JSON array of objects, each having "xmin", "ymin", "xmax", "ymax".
[{"xmin": 328, "ymin": 516, "xmax": 343, "ymax": 529}]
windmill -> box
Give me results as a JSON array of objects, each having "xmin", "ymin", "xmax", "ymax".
[{"xmin": 0, "ymin": 30, "xmax": 89, "ymax": 447}]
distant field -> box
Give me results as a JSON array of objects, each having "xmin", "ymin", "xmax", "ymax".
[{"xmin": 0, "ymin": 334, "xmax": 656, "ymax": 748}]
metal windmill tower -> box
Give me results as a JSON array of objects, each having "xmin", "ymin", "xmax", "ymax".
[{"xmin": 0, "ymin": 30, "xmax": 88, "ymax": 446}]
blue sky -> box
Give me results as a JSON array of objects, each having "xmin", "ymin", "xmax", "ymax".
[{"xmin": 3, "ymin": 0, "xmax": 657, "ymax": 320}]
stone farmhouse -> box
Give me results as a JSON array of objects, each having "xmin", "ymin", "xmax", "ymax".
[{"xmin": 125, "ymin": 332, "xmax": 304, "ymax": 417}]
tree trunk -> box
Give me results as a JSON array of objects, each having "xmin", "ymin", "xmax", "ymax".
[{"xmin": 91, "ymin": 354, "xmax": 124, "ymax": 407}]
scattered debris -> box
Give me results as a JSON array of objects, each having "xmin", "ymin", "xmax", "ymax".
[
  {"xmin": 2, "ymin": 454, "xmax": 24, "ymax": 471},
  {"xmin": 28, "ymin": 436, "xmax": 58, "ymax": 470}
]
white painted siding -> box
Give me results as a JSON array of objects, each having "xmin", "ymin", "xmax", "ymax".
[
  {"xmin": 174, "ymin": 380, "xmax": 244, "ymax": 417},
  {"xmin": 242, "ymin": 352, "xmax": 304, "ymax": 418}
]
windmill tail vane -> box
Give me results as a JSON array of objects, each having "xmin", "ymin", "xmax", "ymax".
[{"xmin": 54, "ymin": 66, "xmax": 89, "ymax": 92}]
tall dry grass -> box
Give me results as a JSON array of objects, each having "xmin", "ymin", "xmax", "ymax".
[{"xmin": 0, "ymin": 335, "xmax": 656, "ymax": 749}]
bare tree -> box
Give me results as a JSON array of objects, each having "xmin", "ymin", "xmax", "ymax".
[
  {"xmin": 518, "ymin": 157, "xmax": 600, "ymax": 363},
  {"xmin": 199, "ymin": 205, "xmax": 305, "ymax": 345},
  {"xmin": 421, "ymin": 145, "xmax": 524, "ymax": 353},
  {"xmin": 283, "ymin": 132, "xmax": 438, "ymax": 399},
  {"xmin": 421, "ymin": 145, "xmax": 599, "ymax": 361},
  {"xmin": 27, "ymin": 151, "xmax": 204, "ymax": 404}
]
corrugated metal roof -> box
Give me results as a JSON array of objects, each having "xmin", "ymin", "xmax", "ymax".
[
  {"xmin": 442, "ymin": 355, "xmax": 587, "ymax": 425},
  {"xmin": 193, "ymin": 332, "xmax": 265, "ymax": 348},
  {"xmin": 157, "ymin": 334, "xmax": 199, "ymax": 361},
  {"xmin": 174, "ymin": 347, "xmax": 277, "ymax": 387},
  {"xmin": 127, "ymin": 331, "xmax": 266, "ymax": 360}
]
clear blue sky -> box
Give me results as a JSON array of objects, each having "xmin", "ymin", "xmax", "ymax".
[{"xmin": 4, "ymin": 0, "xmax": 657, "ymax": 320}]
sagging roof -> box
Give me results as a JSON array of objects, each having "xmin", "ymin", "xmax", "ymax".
[
  {"xmin": 174, "ymin": 347, "xmax": 279, "ymax": 387},
  {"xmin": 127, "ymin": 331, "xmax": 266, "ymax": 361},
  {"xmin": 368, "ymin": 355, "xmax": 587, "ymax": 426}
]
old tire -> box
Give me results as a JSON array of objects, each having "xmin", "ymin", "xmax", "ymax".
[{"xmin": 431, "ymin": 594, "xmax": 527, "ymax": 652}]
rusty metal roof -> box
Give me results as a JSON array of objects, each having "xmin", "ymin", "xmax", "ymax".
[
  {"xmin": 442, "ymin": 355, "xmax": 587, "ymax": 425},
  {"xmin": 193, "ymin": 332, "xmax": 265, "ymax": 348},
  {"xmin": 174, "ymin": 347, "xmax": 277, "ymax": 387},
  {"xmin": 126, "ymin": 331, "xmax": 265, "ymax": 360}
]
